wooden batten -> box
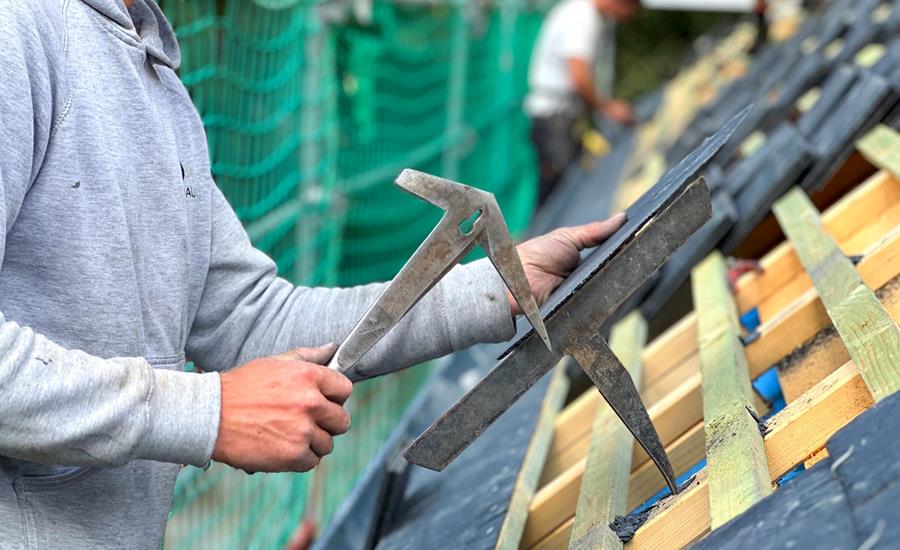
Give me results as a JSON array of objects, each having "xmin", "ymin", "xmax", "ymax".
[
  {"xmin": 856, "ymin": 124, "xmax": 900, "ymax": 180},
  {"xmin": 772, "ymin": 188, "xmax": 900, "ymax": 402},
  {"xmin": 495, "ymin": 365, "xmax": 571, "ymax": 550},
  {"xmin": 625, "ymin": 361, "xmax": 875, "ymax": 550},
  {"xmin": 691, "ymin": 252, "xmax": 772, "ymax": 529}
]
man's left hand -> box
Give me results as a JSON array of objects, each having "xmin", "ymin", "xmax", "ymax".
[{"xmin": 508, "ymin": 212, "xmax": 626, "ymax": 316}]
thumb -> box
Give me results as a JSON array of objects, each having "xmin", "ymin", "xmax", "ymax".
[
  {"xmin": 275, "ymin": 343, "xmax": 338, "ymax": 365},
  {"xmin": 569, "ymin": 213, "xmax": 626, "ymax": 249}
]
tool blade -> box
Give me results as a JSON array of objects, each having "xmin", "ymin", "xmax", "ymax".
[
  {"xmin": 569, "ymin": 336, "xmax": 677, "ymax": 493},
  {"xmin": 478, "ymin": 222, "xmax": 551, "ymax": 351},
  {"xmin": 329, "ymin": 214, "xmax": 478, "ymax": 379}
]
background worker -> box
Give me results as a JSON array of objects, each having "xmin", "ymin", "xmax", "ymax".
[
  {"xmin": 0, "ymin": 1, "xmax": 626, "ymax": 547},
  {"xmin": 526, "ymin": 0, "xmax": 641, "ymax": 206}
]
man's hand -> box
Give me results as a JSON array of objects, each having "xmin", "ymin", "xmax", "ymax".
[
  {"xmin": 212, "ymin": 344, "xmax": 352, "ymax": 473},
  {"xmin": 603, "ymin": 100, "xmax": 636, "ymax": 126},
  {"xmin": 509, "ymin": 213, "xmax": 626, "ymax": 315}
]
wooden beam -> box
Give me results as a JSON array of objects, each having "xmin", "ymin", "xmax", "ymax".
[
  {"xmin": 568, "ymin": 313, "xmax": 648, "ymax": 550},
  {"xmin": 735, "ymin": 169, "xmax": 900, "ymax": 314},
  {"xmin": 744, "ymin": 226, "xmax": 900, "ymax": 380},
  {"xmin": 625, "ymin": 360, "xmax": 874, "ymax": 550},
  {"xmin": 546, "ymin": 179, "xmax": 898, "ymax": 478},
  {"xmin": 857, "ymin": 124, "xmax": 900, "ymax": 179},
  {"xmin": 495, "ymin": 365, "xmax": 570, "ymax": 550},
  {"xmin": 527, "ymin": 274, "xmax": 900, "ymax": 548},
  {"xmin": 756, "ymin": 200, "xmax": 900, "ymax": 322},
  {"xmin": 642, "ymin": 312, "xmax": 698, "ymax": 386},
  {"xmin": 544, "ymin": 227, "xmax": 900, "ymax": 485},
  {"xmin": 773, "ymin": 188, "xmax": 900, "ymax": 402},
  {"xmin": 692, "ymin": 252, "xmax": 772, "ymax": 528}
]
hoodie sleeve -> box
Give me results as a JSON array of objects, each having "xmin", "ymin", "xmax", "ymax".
[
  {"xmin": 0, "ymin": 5, "xmax": 219, "ymax": 468},
  {"xmin": 186, "ymin": 186, "xmax": 516, "ymax": 378}
]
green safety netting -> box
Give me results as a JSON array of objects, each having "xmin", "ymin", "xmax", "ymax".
[{"xmin": 157, "ymin": 0, "xmax": 544, "ymax": 547}]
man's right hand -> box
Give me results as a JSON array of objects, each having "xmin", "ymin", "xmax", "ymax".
[
  {"xmin": 212, "ymin": 344, "xmax": 352, "ymax": 473},
  {"xmin": 603, "ymin": 99, "xmax": 636, "ymax": 126}
]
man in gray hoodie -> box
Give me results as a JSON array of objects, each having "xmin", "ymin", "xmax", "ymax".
[{"xmin": 0, "ymin": 0, "xmax": 626, "ymax": 547}]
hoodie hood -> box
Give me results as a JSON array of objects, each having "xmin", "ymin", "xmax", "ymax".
[{"xmin": 80, "ymin": 0, "xmax": 181, "ymax": 69}]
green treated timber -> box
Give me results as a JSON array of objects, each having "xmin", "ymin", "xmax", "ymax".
[
  {"xmin": 773, "ymin": 188, "xmax": 900, "ymax": 402},
  {"xmin": 568, "ymin": 312, "xmax": 648, "ymax": 550},
  {"xmin": 856, "ymin": 124, "xmax": 900, "ymax": 180},
  {"xmin": 692, "ymin": 252, "xmax": 772, "ymax": 530},
  {"xmin": 495, "ymin": 364, "xmax": 571, "ymax": 550}
]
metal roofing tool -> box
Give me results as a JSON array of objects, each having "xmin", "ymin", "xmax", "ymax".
[
  {"xmin": 328, "ymin": 168, "xmax": 551, "ymax": 383},
  {"xmin": 404, "ymin": 106, "xmax": 752, "ymax": 494}
]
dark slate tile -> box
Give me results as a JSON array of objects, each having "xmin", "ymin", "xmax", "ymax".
[
  {"xmin": 814, "ymin": 0, "xmax": 854, "ymax": 51},
  {"xmin": 871, "ymin": 37, "xmax": 900, "ymax": 77},
  {"xmin": 721, "ymin": 123, "xmax": 813, "ymax": 253},
  {"xmin": 688, "ymin": 462, "xmax": 857, "ymax": 550},
  {"xmin": 872, "ymin": 36, "xmax": 900, "ymax": 92},
  {"xmin": 723, "ymin": 145, "xmax": 767, "ymax": 196},
  {"xmin": 834, "ymin": 18, "xmax": 882, "ymax": 65},
  {"xmin": 851, "ymin": 484, "xmax": 900, "ymax": 550},
  {"xmin": 762, "ymin": 53, "xmax": 830, "ymax": 129},
  {"xmin": 882, "ymin": 0, "xmax": 900, "ymax": 40},
  {"xmin": 640, "ymin": 192, "xmax": 738, "ymax": 319},
  {"xmin": 825, "ymin": 391, "xmax": 900, "ymax": 508},
  {"xmin": 799, "ymin": 71, "xmax": 896, "ymax": 190},
  {"xmin": 798, "ymin": 64, "xmax": 860, "ymax": 138},
  {"xmin": 713, "ymin": 103, "xmax": 768, "ymax": 166},
  {"xmin": 508, "ymin": 106, "xmax": 749, "ymax": 345},
  {"xmin": 759, "ymin": 47, "xmax": 804, "ymax": 94},
  {"xmin": 702, "ymin": 163, "xmax": 726, "ymax": 194}
]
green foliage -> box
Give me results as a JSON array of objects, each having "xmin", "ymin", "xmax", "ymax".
[{"xmin": 614, "ymin": 9, "xmax": 733, "ymax": 100}]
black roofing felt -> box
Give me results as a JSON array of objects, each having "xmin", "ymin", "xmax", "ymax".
[
  {"xmin": 374, "ymin": 358, "xmax": 554, "ymax": 550},
  {"xmin": 689, "ymin": 391, "xmax": 900, "ymax": 550}
]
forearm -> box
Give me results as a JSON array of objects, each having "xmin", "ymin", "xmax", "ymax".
[
  {"xmin": 189, "ymin": 188, "xmax": 516, "ymax": 377},
  {"xmin": 191, "ymin": 258, "xmax": 515, "ymax": 379},
  {"xmin": 0, "ymin": 313, "xmax": 220, "ymax": 467},
  {"xmin": 576, "ymin": 79, "xmax": 609, "ymax": 112},
  {"xmin": 568, "ymin": 57, "xmax": 607, "ymax": 112}
]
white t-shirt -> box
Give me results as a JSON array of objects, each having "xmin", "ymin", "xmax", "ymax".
[{"xmin": 525, "ymin": 0, "xmax": 607, "ymax": 117}]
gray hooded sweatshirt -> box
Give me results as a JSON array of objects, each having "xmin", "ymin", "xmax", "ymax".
[{"xmin": 0, "ymin": 0, "xmax": 515, "ymax": 547}]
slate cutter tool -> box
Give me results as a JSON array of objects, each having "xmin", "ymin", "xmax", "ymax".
[
  {"xmin": 327, "ymin": 168, "xmax": 551, "ymax": 382},
  {"xmin": 325, "ymin": 166, "xmax": 695, "ymax": 495},
  {"xmin": 403, "ymin": 107, "xmax": 752, "ymax": 494}
]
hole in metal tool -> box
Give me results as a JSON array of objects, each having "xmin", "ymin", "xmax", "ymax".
[{"xmin": 458, "ymin": 209, "xmax": 482, "ymax": 235}]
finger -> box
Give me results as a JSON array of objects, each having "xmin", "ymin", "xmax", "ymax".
[
  {"xmin": 293, "ymin": 447, "xmax": 320, "ymax": 472},
  {"xmin": 276, "ymin": 343, "xmax": 337, "ymax": 365},
  {"xmin": 308, "ymin": 427, "xmax": 335, "ymax": 458},
  {"xmin": 568, "ymin": 213, "xmax": 626, "ymax": 249},
  {"xmin": 314, "ymin": 365, "xmax": 353, "ymax": 405},
  {"xmin": 314, "ymin": 398, "xmax": 352, "ymax": 435}
]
